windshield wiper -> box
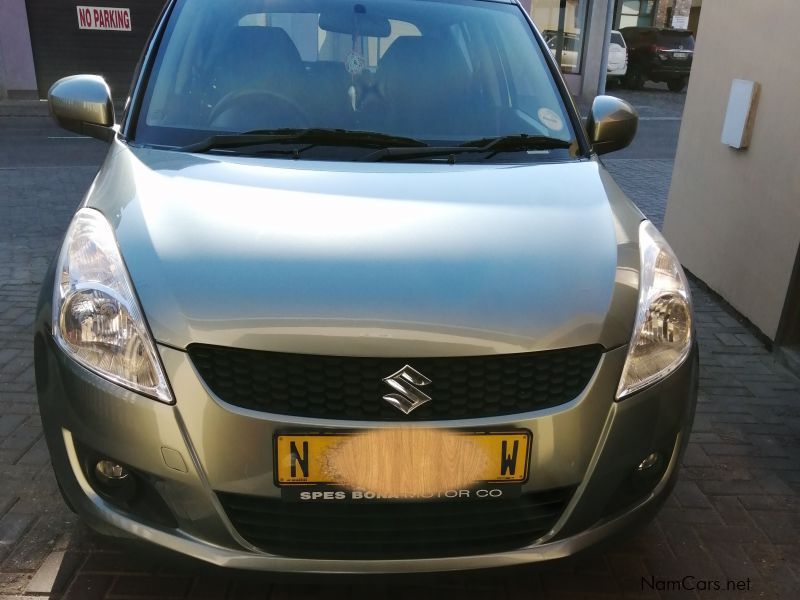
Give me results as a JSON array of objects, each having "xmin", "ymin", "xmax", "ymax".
[
  {"xmin": 181, "ymin": 128, "xmax": 427, "ymax": 154},
  {"xmin": 462, "ymin": 134, "xmax": 573, "ymax": 154},
  {"xmin": 358, "ymin": 134, "xmax": 572, "ymax": 162},
  {"xmin": 357, "ymin": 145, "xmax": 468, "ymax": 162}
]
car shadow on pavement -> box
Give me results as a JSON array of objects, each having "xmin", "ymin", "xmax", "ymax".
[
  {"xmin": 44, "ymin": 521, "xmax": 657, "ymax": 599},
  {"xmin": 29, "ymin": 485, "xmax": 786, "ymax": 600}
]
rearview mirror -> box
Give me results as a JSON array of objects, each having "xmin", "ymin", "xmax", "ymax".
[
  {"xmin": 586, "ymin": 95, "xmax": 638, "ymax": 155},
  {"xmin": 319, "ymin": 6, "xmax": 391, "ymax": 38},
  {"xmin": 48, "ymin": 75, "xmax": 116, "ymax": 142}
]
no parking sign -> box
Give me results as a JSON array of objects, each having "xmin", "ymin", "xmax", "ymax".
[{"xmin": 76, "ymin": 6, "xmax": 132, "ymax": 31}]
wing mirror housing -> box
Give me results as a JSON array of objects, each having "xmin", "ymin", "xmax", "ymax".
[
  {"xmin": 586, "ymin": 95, "xmax": 638, "ymax": 155},
  {"xmin": 48, "ymin": 75, "xmax": 116, "ymax": 142}
]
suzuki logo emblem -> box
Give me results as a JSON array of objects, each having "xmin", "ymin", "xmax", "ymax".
[{"xmin": 382, "ymin": 365, "xmax": 432, "ymax": 414}]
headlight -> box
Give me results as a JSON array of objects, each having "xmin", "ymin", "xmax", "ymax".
[
  {"xmin": 616, "ymin": 221, "xmax": 693, "ymax": 399},
  {"xmin": 52, "ymin": 208, "xmax": 172, "ymax": 403}
]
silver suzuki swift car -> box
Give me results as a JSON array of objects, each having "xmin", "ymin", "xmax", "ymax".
[{"xmin": 36, "ymin": 0, "xmax": 697, "ymax": 573}]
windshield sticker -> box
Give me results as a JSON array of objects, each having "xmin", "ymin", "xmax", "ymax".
[
  {"xmin": 538, "ymin": 108, "xmax": 564, "ymax": 132},
  {"xmin": 346, "ymin": 51, "xmax": 366, "ymax": 76}
]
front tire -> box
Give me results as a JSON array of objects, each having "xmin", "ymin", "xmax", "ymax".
[
  {"xmin": 625, "ymin": 67, "xmax": 646, "ymax": 90},
  {"xmin": 667, "ymin": 77, "xmax": 688, "ymax": 92}
]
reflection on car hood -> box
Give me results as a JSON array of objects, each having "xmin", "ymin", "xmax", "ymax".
[{"xmin": 87, "ymin": 144, "xmax": 640, "ymax": 357}]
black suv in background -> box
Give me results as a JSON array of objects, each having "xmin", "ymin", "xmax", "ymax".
[{"xmin": 620, "ymin": 27, "xmax": 694, "ymax": 92}]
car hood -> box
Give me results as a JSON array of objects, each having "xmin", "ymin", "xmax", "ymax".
[{"xmin": 87, "ymin": 143, "xmax": 642, "ymax": 357}]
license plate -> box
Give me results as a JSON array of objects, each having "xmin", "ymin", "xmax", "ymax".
[
  {"xmin": 275, "ymin": 430, "xmax": 531, "ymax": 486},
  {"xmin": 673, "ymin": 52, "xmax": 688, "ymax": 59}
]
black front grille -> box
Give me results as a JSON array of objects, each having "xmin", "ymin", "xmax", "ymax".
[
  {"xmin": 188, "ymin": 344, "xmax": 602, "ymax": 421},
  {"xmin": 217, "ymin": 487, "xmax": 575, "ymax": 559}
]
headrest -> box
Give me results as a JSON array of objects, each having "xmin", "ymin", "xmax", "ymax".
[{"xmin": 223, "ymin": 26, "xmax": 303, "ymax": 67}]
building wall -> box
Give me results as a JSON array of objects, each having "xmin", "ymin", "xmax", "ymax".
[
  {"xmin": 688, "ymin": 6, "xmax": 701, "ymax": 33},
  {"xmin": 25, "ymin": 0, "xmax": 166, "ymax": 100},
  {"xmin": 663, "ymin": 0, "xmax": 800, "ymax": 340},
  {"xmin": 530, "ymin": 3, "xmax": 582, "ymax": 34},
  {"xmin": 655, "ymin": 0, "xmax": 697, "ymax": 28},
  {"xmin": 0, "ymin": 0, "xmax": 38, "ymax": 96},
  {"xmin": 672, "ymin": 0, "xmax": 693, "ymax": 23},
  {"xmin": 655, "ymin": 0, "xmax": 670, "ymax": 27}
]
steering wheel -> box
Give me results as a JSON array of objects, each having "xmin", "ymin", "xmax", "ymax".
[{"xmin": 209, "ymin": 89, "xmax": 310, "ymax": 130}]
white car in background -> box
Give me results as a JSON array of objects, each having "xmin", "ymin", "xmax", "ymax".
[{"xmin": 607, "ymin": 30, "xmax": 628, "ymax": 82}]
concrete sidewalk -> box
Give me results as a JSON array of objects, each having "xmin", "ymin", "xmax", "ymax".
[{"xmin": 0, "ymin": 93, "xmax": 798, "ymax": 599}]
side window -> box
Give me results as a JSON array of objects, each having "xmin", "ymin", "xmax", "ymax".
[
  {"xmin": 494, "ymin": 18, "xmax": 550, "ymax": 103},
  {"xmin": 448, "ymin": 22, "xmax": 474, "ymax": 73},
  {"xmin": 499, "ymin": 37, "xmax": 537, "ymax": 99},
  {"xmin": 458, "ymin": 19, "xmax": 504, "ymax": 109},
  {"xmin": 491, "ymin": 15, "xmax": 570, "ymax": 136}
]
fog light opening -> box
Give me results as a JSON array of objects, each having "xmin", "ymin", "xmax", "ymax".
[
  {"xmin": 90, "ymin": 458, "xmax": 137, "ymax": 503},
  {"xmin": 637, "ymin": 452, "xmax": 661, "ymax": 472},
  {"xmin": 95, "ymin": 459, "xmax": 130, "ymax": 482}
]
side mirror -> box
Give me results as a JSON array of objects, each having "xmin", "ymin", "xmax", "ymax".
[
  {"xmin": 48, "ymin": 75, "xmax": 116, "ymax": 142},
  {"xmin": 586, "ymin": 95, "xmax": 638, "ymax": 155}
]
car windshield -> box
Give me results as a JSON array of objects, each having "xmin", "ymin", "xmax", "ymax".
[
  {"xmin": 610, "ymin": 32, "xmax": 624, "ymax": 46},
  {"xmin": 134, "ymin": 0, "xmax": 578, "ymax": 160}
]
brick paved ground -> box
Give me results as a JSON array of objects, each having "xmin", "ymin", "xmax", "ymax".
[
  {"xmin": 603, "ymin": 159, "xmax": 673, "ymax": 227},
  {"xmin": 605, "ymin": 83, "xmax": 687, "ymax": 120},
  {"xmin": 0, "ymin": 93, "xmax": 798, "ymax": 599}
]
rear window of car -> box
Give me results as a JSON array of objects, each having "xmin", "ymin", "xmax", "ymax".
[
  {"xmin": 656, "ymin": 31, "xmax": 695, "ymax": 50},
  {"xmin": 610, "ymin": 32, "xmax": 624, "ymax": 47}
]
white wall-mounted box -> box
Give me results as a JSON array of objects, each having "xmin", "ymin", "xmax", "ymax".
[{"xmin": 721, "ymin": 79, "xmax": 760, "ymax": 149}]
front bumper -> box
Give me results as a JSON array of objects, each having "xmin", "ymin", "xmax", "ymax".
[
  {"xmin": 35, "ymin": 330, "xmax": 698, "ymax": 573},
  {"xmin": 607, "ymin": 64, "xmax": 627, "ymax": 77}
]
